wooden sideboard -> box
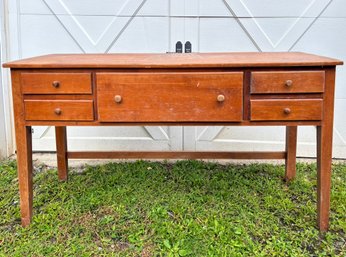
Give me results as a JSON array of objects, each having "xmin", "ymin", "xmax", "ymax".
[{"xmin": 3, "ymin": 52, "xmax": 343, "ymax": 231}]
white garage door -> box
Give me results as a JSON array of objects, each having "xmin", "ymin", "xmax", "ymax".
[
  {"xmin": 176, "ymin": 0, "xmax": 346, "ymax": 158},
  {"xmin": 4, "ymin": 0, "xmax": 346, "ymax": 157},
  {"xmin": 13, "ymin": 0, "xmax": 184, "ymax": 152},
  {"xmin": 0, "ymin": 4, "xmax": 7, "ymax": 159}
]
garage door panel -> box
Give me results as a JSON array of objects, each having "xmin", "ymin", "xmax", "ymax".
[
  {"xmin": 225, "ymin": 0, "xmax": 332, "ymax": 18},
  {"xmin": 21, "ymin": 0, "xmax": 169, "ymax": 16},
  {"xmin": 198, "ymin": 0, "xmax": 233, "ymax": 17},
  {"xmin": 291, "ymin": 18, "xmax": 346, "ymax": 99},
  {"xmin": 333, "ymin": 100, "xmax": 346, "ymax": 158},
  {"xmin": 23, "ymin": 0, "xmax": 143, "ymax": 16},
  {"xmin": 184, "ymin": 0, "xmax": 346, "ymax": 159},
  {"xmin": 199, "ymin": 18, "xmax": 258, "ymax": 52},
  {"xmin": 238, "ymin": 0, "xmax": 312, "ymax": 17},
  {"xmin": 32, "ymin": 126, "xmax": 183, "ymax": 151},
  {"xmin": 321, "ymin": 0, "xmax": 346, "ymax": 17},
  {"xmin": 109, "ymin": 17, "xmax": 169, "ymax": 53},
  {"xmin": 8, "ymin": 0, "xmax": 346, "ymax": 158},
  {"xmin": 20, "ymin": 15, "xmax": 83, "ymax": 56},
  {"xmin": 20, "ymin": 0, "xmax": 51, "ymax": 14},
  {"xmin": 19, "ymin": 0, "xmax": 180, "ymax": 152}
]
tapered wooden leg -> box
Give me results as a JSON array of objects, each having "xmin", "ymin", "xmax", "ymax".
[
  {"xmin": 16, "ymin": 126, "xmax": 33, "ymax": 227},
  {"xmin": 285, "ymin": 126, "xmax": 297, "ymax": 181},
  {"xmin": 55, "ymin": 126, "xmax": 68, "ymax": 181},
  {"xmin": 316, "ymin": 67, "xmax": 336, "ymax": 232},
  {"xmin": 316, "ymin": 125, "xmax": 333, "ymax": 231}
]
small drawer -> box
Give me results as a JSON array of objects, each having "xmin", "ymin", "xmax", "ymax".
[
  {"xmin": 21, "ymin": 73, "xmax": 92, "ymax": 94},
  {"xmin": 250, "ymin": 99, "xmax": 323, "ymax": 121},
  {"xmin": 96, "ymin": 72, "xmax": 243, "ymax": 122},
  {"xmin": 24, "ymin": 100, "xmax": 94, "ymax": 121},
  {"xmin": 251, "ymin": 71, "xmax": 325, "ymax": 94}
]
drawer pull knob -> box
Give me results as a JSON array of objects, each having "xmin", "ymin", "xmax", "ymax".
[
  {"xmin": 54, "ymin": 108, "xmax": 62, "ymax": 115},
  {"xmin": 52, "ymin": 81, "xmax": 60, "ymax": 88},
  {"xmin": 283, "ymin": 108, "xmax": 291, "ymax": 115},
  {"xmin": 285, "ymin": 80, "xmax": 293, "ymax": 87},
  {"xmin": 217, "ymin": 94, "xmax": 225, "ymax": 102},
  {"xmin": 114, "ymin": 95, "xmax": 122, "ymax": 103}
]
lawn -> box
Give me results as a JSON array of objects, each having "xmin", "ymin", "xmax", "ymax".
[{"xmin": 0, "ymin": 159, "xmax": 345, "ymax": 256}]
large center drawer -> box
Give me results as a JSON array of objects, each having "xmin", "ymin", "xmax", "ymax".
[{"xmin": 96, "ymin": 72, "xmax": 243, "ymax": 122}]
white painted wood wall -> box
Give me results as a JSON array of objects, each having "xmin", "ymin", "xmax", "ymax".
[
  {"xmin": 0, "ymin": 0, "xmax": 10, "ymax": 159},
  {"xmin": 0, "ymin": 47, "xmax": 6, "ymax": 159},
  {"xmin": 1, "ymin": 0, "xmax": 346, "ymax": 158}
]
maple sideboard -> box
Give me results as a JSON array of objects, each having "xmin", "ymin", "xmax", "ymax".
[{"xmin": 3, "ymin": 52, "xmax": 343, "ymax": 231}]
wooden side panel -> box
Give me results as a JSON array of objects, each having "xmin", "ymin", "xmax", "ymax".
[
  {"xmin": 97, "ymin": 72, "xmax": 243, "ymax": 122},
  {"xmin": 21, "ymin": 73, "xmax": 92, "ymax": 94},
  {"xmin": 251, "ymin": 71, "xmax": 325, "ymax": 94},
  {"xmin": 24, "ymin": 100, "xmax": 94, "ymax": 121},
  {"xmin": 250, "ymin": 99, "xmax": 323, "ymax": 121}
]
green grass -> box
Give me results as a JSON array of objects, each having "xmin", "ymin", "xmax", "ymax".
[{"xmin": 0, "ymin": 159, "xmax": 345, "ymax": 256}]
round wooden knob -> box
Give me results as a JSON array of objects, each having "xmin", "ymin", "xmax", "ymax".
[
  {"xmin": 283, "ymin": 108, "xmax": 291, "ymax": 115},
  {"xmin": 285, "ymin": 80, "xmax": 293, "ymax": 87},
  {"xmin": 217, "ymin": 94, "xmax": 225, "ymax": 102},
  {"xmin": 54, "ymin": 108, "xmax": 62, "ymax": 115},
  {"xmin": 114, "ymin": 95, "xmax": 122, "ymax": 103},
  {"xmin": 52, "ymin": 81, "xmax": 60, "ymax": 88}
]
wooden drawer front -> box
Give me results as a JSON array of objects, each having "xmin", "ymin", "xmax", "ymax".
[
  {"xmin": 251, "ymin": 71, "xmax": 325, "ymax": 94},
  {"xmin": 250, "ymin": 99, "xmax": 323, "ymax": 121},
  {"xmin": 97, "ymin": 72, "xmax": 243, "ymax": 122},
  {"xmin": 21, "ymin": 73, "xmax": 92, "ymax": 94},
  {"xmin": 24, "ymin": 100, "xmax": 94, "ymax": 121}
]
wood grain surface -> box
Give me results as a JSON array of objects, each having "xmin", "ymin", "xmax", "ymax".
[
  {"xmin": 97, "ymin": 72, "xmax": 243, "ymax": 122},
  {"xmin": 67, "ymin": 151, "xmax": 286, "ymax": 160},
  {"xmin": 251, "ymin": 71, "xmax": 325, "ymax": 94},
  {"xmin": 21, "ymin": 72, "xmax": 92, "ymax": 94},
  {"xmin": 250, "ymin": 99, "xmax": 323, "ymax": 121},
  {"xmin": 55, "ymin": 126, "xmax": 68, "ymax": 181},
  {"xmin": 285, "ymin": 126, "xmax": 297, "ymax": 181},
  {"xmin": 11, "ymin": 70, "xmax": 33, "ymax": 227},
  {"xmin": 3, "ymin": 52, "xmax": 343, "ymax": 69},
  {"xmin": 24, "ymin": 100, "xmax": 94, "ymax": 121},
  {"xmin": 5, "ymin": 52, "xmax": 341, "ymax": 231},
  {"xmin": 317, "ymin": 67, "xmax": 336, "ymax": 231}
]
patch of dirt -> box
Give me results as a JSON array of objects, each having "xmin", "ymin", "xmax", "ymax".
[{"xmin": 141, "ymin": 243, "xmax": 155, "ymax": 257}]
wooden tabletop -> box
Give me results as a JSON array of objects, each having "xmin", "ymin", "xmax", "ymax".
[{"xmin": 3, "ymin": 52, "xmax": 343, "ymax": 69}]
